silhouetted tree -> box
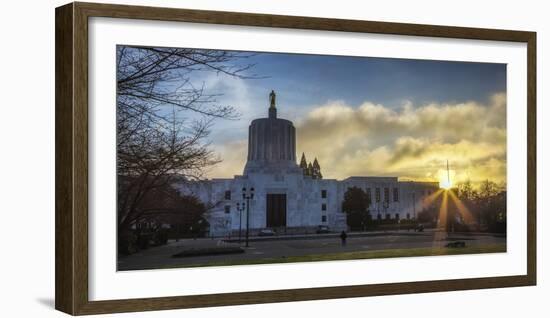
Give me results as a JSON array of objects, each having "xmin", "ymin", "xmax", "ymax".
[
  {"xmin": 342, "ymin": 187, "xmax": 371, "ymax": 230},
  {"xmin": 478, "ymin": 180, "xmax": 500, "ymax": 199},
  {"xmin": 118, "ymin": 180, "xmax": 210, "ymax": 254},
  {"xmin": 457, "ymin": 179, "xmax": 476, "ymax": 201},
  {"xmin": 452, "ymin": 180, "xmax": 506, "ymax": 233},
  {"xmin": 116, "ymin": 46, "xmax": 257, "ymax": 234}
]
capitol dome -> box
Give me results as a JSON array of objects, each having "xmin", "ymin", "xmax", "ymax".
[{"xmin": 243, "ymin": 90, "xmax": 299, "ymax": 174}]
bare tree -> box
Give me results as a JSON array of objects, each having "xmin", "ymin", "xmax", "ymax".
[
  {"xmin": 116, "ymin": 46, "xmax": 256, "ymax": 234},
  {"xmin": 478, "ymin": 179, "xmax": 500, "ymax": 199},
  {"xmin": 453, "ymin": 179, "xmax": 506, "ymax": 232},
  {"xmin": 457, "ymin": 179, "xmax": 476, "ymax": 201}
]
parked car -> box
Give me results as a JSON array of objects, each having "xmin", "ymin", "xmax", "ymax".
[
  {"xmin": 258, "ymin": 228, "xmax": 276, "ymax": 236},
  {"xmin": 316, "ymin": 225, "xmax": 330, "ymax": 234}
]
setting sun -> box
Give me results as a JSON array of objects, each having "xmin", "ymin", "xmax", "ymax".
[
  {"xmin": 438, "ymin": 161, "xmax": 455, "ymax": 189},
  {"xmin": 440, "ymin": 180, "xmax": 453, "ymax": 190}
]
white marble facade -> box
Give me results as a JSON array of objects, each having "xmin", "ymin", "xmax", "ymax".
[{"xmin": 178, "ymin": 92, "xmax": 439, "ymax": 236}]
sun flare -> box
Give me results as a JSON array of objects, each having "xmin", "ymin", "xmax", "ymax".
[
  {"xmin": 437, "ymin": 166, "xmax": 455, "ymax": 190},
  {"xmin": 440, "ymin": 180, "xmax": 453, "ymax": 190}
]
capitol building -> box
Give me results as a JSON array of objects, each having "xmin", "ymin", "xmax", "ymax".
[{"xmin": 179, "ymin": 91, "xmax": 439, "ymax": 237}]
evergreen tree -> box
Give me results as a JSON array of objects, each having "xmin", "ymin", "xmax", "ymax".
[
  {"xmin": 342, "ymin": 187, "xmax": 371, "ymax": 230},
  {"xmin": 312, "ymin": 158, "xmax": 322, "ymax": 179},
  {"xmin": 307, "ymin": 162, "xmax": 314, "ymax": 177},
  {"xmin": 299, "ymin": 153, "xmax": 308, "ymax": 175}
]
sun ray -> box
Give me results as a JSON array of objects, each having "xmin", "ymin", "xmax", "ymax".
[
  {"xmin": 401, "ymin": 188, "xmax": 443, "ymax": 221},
  {"xmin": 423, "ymin": 188, "xmax": 444, "ymax": 207},
  {"xmin": 448, "ymin": 190, "xmax": 475, "ymax": 224},
  {"xmin": 432, "ymin": 190, "xmax": 449, "ymax": 248}
]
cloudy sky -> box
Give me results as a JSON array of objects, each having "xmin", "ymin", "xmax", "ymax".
[{"xmin": 187, "ymin": 51, "xmax": 506, "ymax": 186}]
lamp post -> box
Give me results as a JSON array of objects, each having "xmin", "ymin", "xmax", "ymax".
[
  {"xmin": 242, "ymin": 187, "xmax": 254, "ymax": 247},
  {"xmin": 236, "ymin": 201, "xmax": 246, "ymax": 243}
]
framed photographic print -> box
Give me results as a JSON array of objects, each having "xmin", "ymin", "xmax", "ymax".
[{"xmin": 55, "ymin": 2, "xmax": 536, "ymax": 315}]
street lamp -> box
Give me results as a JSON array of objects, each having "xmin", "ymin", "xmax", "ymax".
[
  {"xmin": 242, "ymin": 186, "xmax": 255, "ymax": 247},
  {"xmin": 236, "ymin": 201, "xmax": 246, "ymax": 243}
]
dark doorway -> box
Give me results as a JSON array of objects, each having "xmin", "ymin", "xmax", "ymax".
[{"xmin": 266, "ymin": 194, "xmax": 287, "ymax": 228}]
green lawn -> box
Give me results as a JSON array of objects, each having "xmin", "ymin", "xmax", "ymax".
[{"xmin": 161, "ymin": 244, "xmax": 506, "ymax": 269}]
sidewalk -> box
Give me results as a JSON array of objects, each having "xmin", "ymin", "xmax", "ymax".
[{"xmin": 223, "ymin": 228, "xmax": 433, "ymax": 243}]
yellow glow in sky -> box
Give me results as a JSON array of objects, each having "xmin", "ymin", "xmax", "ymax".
[
  {"xmin": 207, "ymin": 93, "xmax": 507, "ymax": 187},
  {"xmin": 438, "ymin": 168, "xmax": 455, "ymax": 189}
]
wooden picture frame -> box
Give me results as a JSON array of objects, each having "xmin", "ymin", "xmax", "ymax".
[{"xmin": 55, "ymin": 2, "xmax": 536, "ymax": 315}]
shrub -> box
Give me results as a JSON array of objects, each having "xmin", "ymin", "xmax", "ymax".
[{"xmin": 118, "ymin": 231, "xmax": 138, "ymax": 255}]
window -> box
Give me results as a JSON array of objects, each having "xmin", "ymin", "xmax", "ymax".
[
  {"xmin": 406, "ymin": 213, "xmax": 410, "ymax": 220},
  {"xmin": 377, "ymin": 213, "xmax": 382, "ymax": 220},
  {"xmin": 224, "ymin": 205, "xmax": 231, "ymax": 214},
  {"xmin": 321, "ymin": 215, "xmax": 327, "ymax": 222},
  {"xmin": 321, "ymin": 189, "xmax": 327, "ymax": 198},
  {"xmin": 366, "ymin": 188, "xmax": 372, "ymax": 204},
  {"xmin": 384, "ymin": 187, "xmax": 390, "ymax": 203},
  {"xmin": 321, "ymin": 203, "xmax": 327, "ymax": 211},
  {"xmin": 385, "ymin": 214, "xmax": 390, "ymax": 220},
  {"xmin": 375, "ymin": 188, "xmax": 381, "ymax": 202},
  {"xmin": 395, "ymin": 213, "xmax": 400, "ymax": 220},
  {"xmin": 393, "ymin": 188, "xmax": 399, "ymax": 202},
  {"xmin": 224, "ymin": 190, "xmax": 231, "ymax": 200}
]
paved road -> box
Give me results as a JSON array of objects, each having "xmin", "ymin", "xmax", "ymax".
[{"xmin": 118, "ymin": 231, "xmax": 505, "ymax": 270}]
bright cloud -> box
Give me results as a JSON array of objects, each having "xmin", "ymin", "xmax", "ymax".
[
  {"xmin": 206, "ymin": 92, "xmax": 506, "ymax": 186},
  {"xmin": 296, "ymin": 93, "xmax": 506, "ymax": 184}
]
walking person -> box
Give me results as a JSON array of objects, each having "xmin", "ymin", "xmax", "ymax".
[{"xmin": 340, "ymin": 230, "xmax": 347, "ymax": 246}]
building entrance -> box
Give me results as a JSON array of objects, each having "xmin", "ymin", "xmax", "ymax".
[{"xmin": 266, "ymin": 194, "xmax": 287, "ymax": 228}]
